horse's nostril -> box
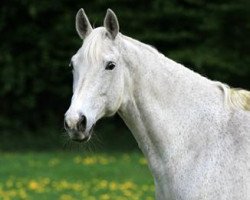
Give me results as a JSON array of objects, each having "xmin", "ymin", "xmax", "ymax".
[
  {"xmin": 64, "ymin": 119, "xmax": 70, "ymax": 130},
  {"xmin": 77, "ymin": 114, "xmax": 87, "ymax": 132}
]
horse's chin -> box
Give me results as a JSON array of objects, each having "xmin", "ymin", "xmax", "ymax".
[{"xmin": 70, "ymin": 132, "xmax": 91, "ymax": 143}]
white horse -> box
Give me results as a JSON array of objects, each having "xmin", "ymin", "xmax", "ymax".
[{"xmin": 64, "ymin": 9, "xmax": 250, "ymax": 200}]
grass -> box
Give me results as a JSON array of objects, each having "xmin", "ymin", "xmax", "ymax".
[{"xmin": 0, "ymin": 151, "xmax": 154, "ymax": 200}]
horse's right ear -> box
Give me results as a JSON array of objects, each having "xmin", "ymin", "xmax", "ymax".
[{"xmin": 75, "ymin": 8, "xmax": 93, "ymax": 39}]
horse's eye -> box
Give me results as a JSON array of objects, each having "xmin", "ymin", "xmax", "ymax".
[{"xmin": 105, "ymin": 61, "xmax": 116, "ymax": 70}]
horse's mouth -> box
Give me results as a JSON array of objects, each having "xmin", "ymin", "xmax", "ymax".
[
  {"xmin": 71, "ymin": 135, "xmax": 90, "ymax": 143},
  {"xmin": 68, "ymin": 125, "xmax": 95, "ymax": 143}
]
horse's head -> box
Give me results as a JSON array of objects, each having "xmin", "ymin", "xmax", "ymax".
[{"xmin": 64, "ymin": 9, "xmax": 125, "ymax": 142}]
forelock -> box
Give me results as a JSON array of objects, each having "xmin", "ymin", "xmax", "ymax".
[{"xmin": 82, "ymin": 27, "xmax": 109, "ymax": 64}]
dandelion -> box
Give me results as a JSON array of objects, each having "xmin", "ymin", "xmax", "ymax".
[
  {"xmin": 71, "ymin": 183, "xmax": 82, "ymax": 191},
  {"xmin": 120, "ymin": 181, "xmax": 136, "ymax": 190},
  {"xmin": 109, "ymin": 181, "xmax": 118, "ymax": 191},
  {"xmin": 83, "ymin": 157, "xmax": 97, "ymax": 165},
  {"xmin": 122, "ymin": 189, "xmax": 133, "ymax": 197},
  {"xmin": 99, "ymin": 157, "xmax": 109, "ymax": 165},
  {"xmin": 18, "ymin": 189, "xmax": 28, "ymax": 199},
  {"xmin": 98, "ymin": 180, "xmax": 108, "ymax": 189},
  {"xmin": 139, "ymin": 157, "xmax": 147, "ymax": 165},
  {"xmin": 100, "ymin": 194, "xmax": 110, "ymax": 200},
  {"xmin": 27, "ymin": 180, "xmax": 45, "ymax": 193},
  {"xmin": 28, "ymin": 180, "xmax": 39, "ymax": 190},
  {"xmin": 59, "ymin": 194, "xmax": 75, "ymax": 200},
  {"xmin": 73, "ymin": 155, "xmax": 115, "ymax": 166}
]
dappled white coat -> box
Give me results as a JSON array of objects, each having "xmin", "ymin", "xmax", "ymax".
[{"xmin": 65, "ymin": 9, "xmax": 250, "ymax": 200}]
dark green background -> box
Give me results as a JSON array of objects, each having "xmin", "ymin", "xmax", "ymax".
[{"xmin": 0, "ymin": 0, "xmax": 249, "ymax": 151}]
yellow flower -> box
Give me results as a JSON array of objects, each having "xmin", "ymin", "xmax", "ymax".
[
  {"xmin": 98, "ymin": 180, "xmax": 108, "ymax": 189},
  {"xmin": 122, "ymin": 189, "xmax": 133, "ymax": 197},
  {"xmin": 28, "ymin": 180, "xmax": 39, "ymax": 190},
  {"xmin": 56, "ymin": 180, "xmax": 70, "ymax": 190},
  {"xmin": 100, "ymin": 194, "xmax": 110, "ymax": 200},
  {"xmin": 99, "ymin": 157, "xmax": 109, "ymax": 165},
  {"xmin": 139, "ymin": 158, "xmax": 147, "ymax": 165},
  {"xmin": 120, "ymin": 181, "xmax": 136, "ymax": 190},
  {"xmin": 28, "ymin": 180, "xmax": 45, "ymax": 193},
  {"xmin": 83, "ymin": 157, "xmax": 97, "ymax": 165},
  {"xmin": 71, "ymin": 183, "xmax": 82, "ymax": 191},
  {"xmin": 109, "ymin": 181, "xmax": 118, "ymax": 191},
  {"xmin": 18, "ymin": 189, "xmax": 28, "ymax": 199},
  {"xmin": 73, "ymin": 155, "xmax": 115, "ymax": 165},
  {"xmin": 59, "ymin": 194, "xmax": 75, "ymax": 200}
]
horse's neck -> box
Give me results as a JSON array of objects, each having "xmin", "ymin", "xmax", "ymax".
[{"xmin": 118, "ymin": 36, "xmax": 224, "ymax": 181}]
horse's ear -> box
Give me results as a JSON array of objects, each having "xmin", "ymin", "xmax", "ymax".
[
  {"xmin": 104, "ymin": 9, "xmax": 119, "ymax": 39},
  {"xmin": 75, "ymin": 8, "xmax": 93, "ymax": 39}
]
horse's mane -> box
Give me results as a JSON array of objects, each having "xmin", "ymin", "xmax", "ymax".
[
  {"xmin": 220, "ymin": 84, "xmax": 250, "ymax": 111},
  {"xmin": 227, "ymin": 87, "xmax": 250, "ymax": 111}
]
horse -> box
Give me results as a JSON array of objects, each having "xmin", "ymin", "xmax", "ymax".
[{"xmin": 64, "ymin": 9, "xmax": 250, "ymax": 200}]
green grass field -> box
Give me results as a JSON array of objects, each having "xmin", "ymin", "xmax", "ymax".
[{"xmin": 0, "ymin": 151, "xmax": 154, "ymax": 200}]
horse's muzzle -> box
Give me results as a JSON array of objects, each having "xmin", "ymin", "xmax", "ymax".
[
  {"xmin": 64, "ymin": 114, "xmax": 93, "ymax": 143},
  {"xmin": 64, "ymin": 114, "xmax": 86, "ymax": 131}
]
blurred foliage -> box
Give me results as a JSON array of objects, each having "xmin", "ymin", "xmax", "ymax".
[{"xmin": 0, "ymin": 0, "xmax": 249, "ymax": 149}]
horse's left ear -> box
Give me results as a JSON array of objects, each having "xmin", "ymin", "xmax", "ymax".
[{"xmin": 104, "ymin": 9, "xmax": 119, "ymax": 39}]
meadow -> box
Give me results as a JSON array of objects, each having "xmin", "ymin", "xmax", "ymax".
[{"xmin": 0, "ymin": 151, "xmax": 154, "ymax": 200}]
